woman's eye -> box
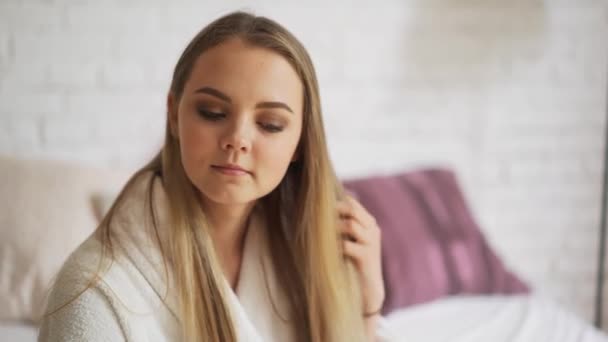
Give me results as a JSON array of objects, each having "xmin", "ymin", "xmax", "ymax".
[
  {"xmin": 197, "ymin": 109, "xmax": 282, "ymax": 132},
  {"xmin": 259, "ymin": 123, "xmax": 283, "ymax": 133},
  {"xmin": 198, "ymin": 109, "xmax": 225, "ymax": 121}
]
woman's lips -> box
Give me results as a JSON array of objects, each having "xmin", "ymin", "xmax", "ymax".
[{"xmin": 211, "ymin": 165, "xmax": 250, "ymax": 176}]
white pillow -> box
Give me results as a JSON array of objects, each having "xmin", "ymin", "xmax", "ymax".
[{"xmin": 0, "ymin": 156, "xmax": 130, "ymax": 323}]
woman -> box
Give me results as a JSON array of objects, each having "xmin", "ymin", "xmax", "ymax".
[{"xmin": 39, "ymin": 11, "xmax": 393, "ymax": 342}]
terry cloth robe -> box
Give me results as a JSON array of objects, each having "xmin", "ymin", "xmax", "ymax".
[{"xmin": 38, "ymin": 172, "xmax": 397, "ymax": 342}]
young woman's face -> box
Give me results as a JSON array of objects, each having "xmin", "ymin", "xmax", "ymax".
[{"xmin": 169, "ymin": 38, "xmax": 303, "ymax": 206}]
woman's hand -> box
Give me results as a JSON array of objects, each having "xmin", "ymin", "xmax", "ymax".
[{"xmin": 337, "ymin": 195, "xmax": 385, "ymax": 317}]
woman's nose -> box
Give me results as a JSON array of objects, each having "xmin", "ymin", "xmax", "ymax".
[{"xmin": 220, "ymin": 120, "xmax": 252, "ymax": 153}]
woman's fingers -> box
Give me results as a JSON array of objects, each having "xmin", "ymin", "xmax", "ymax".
[
  {"xmin": 337, "ymin": 197, "xmax": 381, "ymax": 245},
  {"xmin": 339, "ymin": 216, "xmax": 367, "ymax": 244},
  {"xmin": 336, "ymin": 195, "xmax": 386, "ymax": 314},
  {"xmin": 336, "ymin": 200, "xmax": 352, "ymax": 218},
  {"xmin": 336, "ymin": 195, "xmax": 377, "ymax": 229},
  {"xmin": 342, "ymin": 239, "xmax": 365, "ymax": 265}
]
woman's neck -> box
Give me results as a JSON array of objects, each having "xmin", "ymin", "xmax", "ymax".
[
  {"xmin": 201, "ymin": 199, "xmax": 256, "ymax": 289},
  {"xmin": 204, "ymin": 202, "xmax": 254, "ymax": 251}
]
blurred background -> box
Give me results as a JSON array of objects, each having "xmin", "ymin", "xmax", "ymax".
[{"xmin": 0, "ymin": 0, "xmax": 607, "ymax": 334}]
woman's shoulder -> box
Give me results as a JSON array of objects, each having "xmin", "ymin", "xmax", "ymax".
[
  {"xmin": 46, "ymin": 235, "xmax": 107, "ymax": 300},
  {"xmin": 43, "ymin": 234, "xmax": 129, "ymax": 313},
  {"xmin": 40, "ymin": 232, "xmax": 175, "ymax": 341},
  {"xmin": 39, "ymin": 170, "xmax": 178, "ymax": 341},
  {"xmin": 45, "ymin": 232, "xmax": 163, "ymax": 314},
  {"xmin": 39, "ymin": 235, "xmax": 128, "ymax": 341}
]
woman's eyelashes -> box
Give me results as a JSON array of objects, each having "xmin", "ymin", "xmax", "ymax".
[
  {"xmin": 198, "ymin": 109, "xmax": 225, "ymax": 121},
  {"xmin": 259, "ymin": 122, "xmax": 283, "ymax": 133},
  {"xmin": 197, "ymin": 109, "xmax": 285, "ymax": 133}
]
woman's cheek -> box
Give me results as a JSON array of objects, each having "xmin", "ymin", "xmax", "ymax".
[{"xmin": 258, "ymin": 143, "xmax": 291, "ymax": 180}]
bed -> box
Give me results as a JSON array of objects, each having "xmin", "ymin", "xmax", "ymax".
[
  {"xmin": 1, "ymin": 294, "xmax": 605, "ymax": 342},
  {"xmin": 1, "ymin": 157, "xmax": 606, "ymax": 341},
  {"xmin": 383, "ymin": 294, "xmax": 607, "ymax": 342}
]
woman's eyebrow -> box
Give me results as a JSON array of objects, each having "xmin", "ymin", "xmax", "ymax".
[
  {"xmin": 194, "ymin": 86, "xmax": 293, "ymax": 114},
  {"xmin": 256, "ymin": 101, "xmax": 293, "ymax": 114},
  {"xmin": 194, "ymin": 87, "xmax": 232, "ymax": 103}
]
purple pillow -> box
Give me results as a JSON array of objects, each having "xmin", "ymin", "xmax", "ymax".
[{"xmin": 342, "ymin": 168, "xmax": 529, "ymax": 314}]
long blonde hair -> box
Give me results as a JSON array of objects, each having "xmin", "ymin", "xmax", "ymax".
[{"xmin": 77, "ymin": 11, "xmax": 365, "ymax": 342}]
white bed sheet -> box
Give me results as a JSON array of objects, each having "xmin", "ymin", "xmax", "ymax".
[
  {"xmin": 0, "ymin": 322, "xmax": 37, "ymax": 342},
  {"xmin": 383, "ymin": 294, "xmax": 608, "ymax": 342},
  {"xmin": 1, "ymin": 294, "xmax": 605, "ymax": 342}
]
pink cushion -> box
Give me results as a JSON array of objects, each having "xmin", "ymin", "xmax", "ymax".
[{"xmin": 343, "ymin": 168, "xmax": 529, "ymax": 314}]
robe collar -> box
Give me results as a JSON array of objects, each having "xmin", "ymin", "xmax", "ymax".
[{"xmin": 109, "ymin": 172, "xmax": 294, "ymax": 341}]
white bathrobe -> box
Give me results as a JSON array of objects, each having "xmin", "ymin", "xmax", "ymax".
[{"xmin": 38, "ymin": 172, "xmax": 395, "ymax": 341}]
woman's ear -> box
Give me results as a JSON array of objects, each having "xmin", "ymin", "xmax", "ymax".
[{"xmin": 167, "ymin": 92, "xmax": 179, "ymax": 139}]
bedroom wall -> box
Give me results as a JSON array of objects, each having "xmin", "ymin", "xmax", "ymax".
[{"xmin": 1, "ymin": 0, "xmax": 607, "ymax": 328}]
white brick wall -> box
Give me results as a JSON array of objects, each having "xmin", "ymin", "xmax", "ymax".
[{"xmin": 1, "ymin": 0, "xmax": 607, "ymax": 329}]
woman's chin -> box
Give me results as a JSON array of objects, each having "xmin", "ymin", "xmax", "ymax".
[{"xmin": 200, "ymin": 190, "xmax": 258, "ymax": 206}]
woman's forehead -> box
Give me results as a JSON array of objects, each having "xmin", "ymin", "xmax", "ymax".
[{"xmin": 184, "ymin": 38, "xmax": 304, "ymax": 110}]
